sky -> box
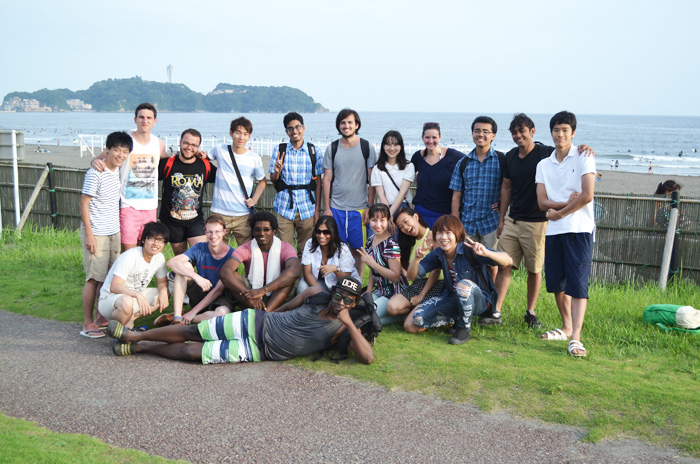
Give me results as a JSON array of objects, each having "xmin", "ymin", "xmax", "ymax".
[{"xmin": 2, "ymin": 0, "xmax": 699, "ymax": 116}]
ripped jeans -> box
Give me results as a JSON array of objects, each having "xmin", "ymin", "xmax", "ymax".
[{"xmin": 412, "ymin": 279, "xmax": 489, "ymax": 331}]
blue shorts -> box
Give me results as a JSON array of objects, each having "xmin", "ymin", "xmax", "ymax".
[
  {"xmin": 544, "ymin": 233, "xmax": 593, "ymax": 299},
  {"xmin": 331, "ymin": 207, "xmax": 366, "ymax": 249}
]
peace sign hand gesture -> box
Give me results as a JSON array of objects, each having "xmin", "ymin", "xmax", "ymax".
[{"xmin": 464, "ymin": 236, "xmax": 487, "ymax": 257}]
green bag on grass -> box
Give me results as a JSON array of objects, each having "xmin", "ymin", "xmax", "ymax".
[{"xmin": 643, "ymin": 304, "xmax": 700, "ymax": 334}]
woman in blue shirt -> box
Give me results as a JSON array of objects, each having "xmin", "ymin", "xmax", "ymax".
[{"xmin": 410, "ymin": 123, "xmax": 465, "ymax": 228}]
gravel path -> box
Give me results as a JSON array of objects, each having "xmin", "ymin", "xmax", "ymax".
[{"xmin": 0, "ymin": 310, "xmax": 697, "ymax": 464}]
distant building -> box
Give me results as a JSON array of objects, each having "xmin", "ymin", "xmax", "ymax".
[
  {"xmin": 1, "ymin": 97, "xmax": 52, "ymax": 112},
  {"xmin": 167, "ymin": 64, "xmax": 174, "ymax": 84},
  {"xmin": 66, "ymin": 99, "xmax": 93, "ymax": 111}
]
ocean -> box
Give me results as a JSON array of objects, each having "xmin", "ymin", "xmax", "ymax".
[{"xmin": 1, "ymin": 112, "xmax": 698, "ymax": 176}]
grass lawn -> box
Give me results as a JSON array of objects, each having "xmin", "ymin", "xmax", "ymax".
[{"xmin": 1, "ymin": 227, "xmax": 699, "ymax": 458}]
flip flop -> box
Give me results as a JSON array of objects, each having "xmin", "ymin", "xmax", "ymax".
[
  {"xmin": 79, "ymin": 330, "xmax": 105, "ymax": 339},
  {"xmin": 541, "ymin": 329, "xmax": 569, "ymax": 340},
  {"xmin": 107, "ymin": 320, "xmax": 128, "ymax": 341},
  {"xmin": 568, "ymin": 340, "xmax": 587, "ymax": 357}
]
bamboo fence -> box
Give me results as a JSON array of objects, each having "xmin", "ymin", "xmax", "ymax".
[{"xmin": 2, "ymin": 163, "xmax": 699, "ymax": 286}]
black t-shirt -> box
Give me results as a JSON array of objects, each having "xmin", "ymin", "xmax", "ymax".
[
  {"xmin": 158, "ymin": 156, "xmax": 216, "ymax": 224},
  {"xmin": 502, "ymin": 143, "xmax": 555, "ymax": 222}
]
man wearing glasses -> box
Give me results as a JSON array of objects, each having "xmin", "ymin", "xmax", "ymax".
[
  {"xmin": 97, "ymin": 222, "xmax": 170, "ymax": 329},
  {"xmin": 450, "ymin": 116, "xmax": 504, "ymax": 251},
  {"xmin": 219, "ymin": 211, "xmax": 301, "ymax": 312},
  {"xmin": 156, "ymin": 214, "xmax": 235, "ymax": 326},
  {"xmin": 158, "ymin": 129, "xmax": 216, "ymax": 255},
  {"xmin": 269, "ymin": 112, "xmax": 323, "ymax": 257},
  {"xmin": 107, "ymin": 277, "xmax": 374, "ymax": 365}
]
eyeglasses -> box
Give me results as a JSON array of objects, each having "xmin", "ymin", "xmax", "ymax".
[
  {"xmin": 315, "ymin": 228, "xmax": 332, "ymax": 236},
  {"xmin": 472, "ymin": 129, "xmax": 493, "ymax": 135},
  {"xmin": 285, "ymin": 124, "xmax": 304, "ymax": 133},
  {"xmin": 332, "ymin": 292, "xmax": 355, "ymax": 305},
  {"xmin": 180, "ymin": 141, "xmax": 200, "ymax": 149},
  {"xmin": 253, "ymin": 227, "xmax": 273, "ymax": 233},
  {"xmin": 146, "ymin": 236, "xmax": 166, "ymax": 245},
  {"xmin": 205, "ymin": 229, "xmax": 225, "ymax": 236}
]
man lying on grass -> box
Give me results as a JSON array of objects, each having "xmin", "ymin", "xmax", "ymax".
[{"xmin": 106, "ymin": 277, "xmax": 374, "ymax": 365}]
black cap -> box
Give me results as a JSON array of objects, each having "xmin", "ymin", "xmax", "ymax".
[{"xmin": 335, "ymin": 276, "xmax": 362, "ymax": 296}]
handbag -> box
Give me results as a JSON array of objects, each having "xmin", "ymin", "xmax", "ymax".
[{"xmin": 226, "ymin": 145, "xmax": 257, "ymax": 215}]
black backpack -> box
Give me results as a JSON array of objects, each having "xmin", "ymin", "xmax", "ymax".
[
  {"xmin": 329, "ymin": 138, "xmax": 371, "ymax": 200},
  {"xmin": 273, "ymin": 142, "xmax": 318, "ymax": 209},
  {"xmin": 308, "ymin": 290, "xmax": 382, "ymax": 363}
]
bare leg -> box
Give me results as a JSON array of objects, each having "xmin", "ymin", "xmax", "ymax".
[
  {"xmin": 134, "ymin": 341, "xmax": 203, "ymax": 362},
  {"xmin": 82, "ymin": 279, "xmax": 100, "ymax": 331},
  {"xmin": 541, "ymin": 291, "xmax": 573, "ymax": 339},
  {"xmin": 494, "ymin": 266, "xmax": 512, "ymax": 314},
  {"xmin": 525, "ymin": 271, "xmax": 542, "ymax": 314},
  {"xmin": 387, "ymin": 294, "xmax": 412, "ymax": 316},
  {"xmin": 172, "ymin": 273, "xmax": 189, "ymax": 318},
  {"xmin": 192, "ymin": 306, "xmax": 231, "ymax": 324},
  {"xmin": 351, "ymin": 248, "xmax": 364, "ymax": 277},
  {"xmin": 124, "ymin": 324, "xmax": 202, "ymax": 343},
  {"xmin": 403, "ymin": 306, "xmax": 427, "ymax": 334},
  {"xmin": 93, "ymin": 282, "xmax": 109, "ymax": 327},
  {"xmin": 111, "ymin": 295, "xmax": 136, "ymax": 328},
  {"xmin": 170, "ymin": 241, "xmax": 188, "ymax": 255},
  {"xmin": 570, "ymin": 297, "xmax": 587, "ymax": 349},
  {"xmin": 264, "ymin": 285, "xmax": 295, "ymax": 312},
  {"xmin": 487, "ymin": 265, "xmax": 497, "ymax": 283}
]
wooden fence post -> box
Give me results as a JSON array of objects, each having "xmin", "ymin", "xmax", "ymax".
[{"xmin": 17, "ymin": 165, "xmax": 51, "ymax": 235}]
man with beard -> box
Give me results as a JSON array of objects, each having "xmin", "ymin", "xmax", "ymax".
[
  {"xmin": 158, "ymin": 128, "xmax": 216, "ymax": 255},
  {"xmin": 107, "ymin": 277, "xmax": 374, "ymax": 365}
]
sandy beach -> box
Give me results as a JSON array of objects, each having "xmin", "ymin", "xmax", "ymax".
[{"xmin": 9, "ymin": 145, "xmax": 700, "ymax": 198}]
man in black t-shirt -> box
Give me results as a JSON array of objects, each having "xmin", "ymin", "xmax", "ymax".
[
  {"xmin": 158, "ymin": 129, "xmax": 216, "ymax": 255},
  {"xmin": 492, "ymin": 114, "xmax": 592, "ymax": 329}
]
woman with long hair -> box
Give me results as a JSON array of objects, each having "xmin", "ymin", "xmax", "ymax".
[
  {"xmin": 356, "ymin": 204, "xmax": 408, "ymax": 325},
  {"xmin": 371, "ymin": 130, "xmax": 415, "ymax": 217},
  {"xmin": 298, "ymin": 215, "xmax": 359, "ymax": 293},
  {"xmin": 410, "ymin": 122, "xmax": 465, "ymax": 228},
  {"xmin": 385, "ymin": 207, "xmax": 444, "ymax": 320}
]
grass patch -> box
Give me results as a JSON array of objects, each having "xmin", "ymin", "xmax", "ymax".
[
  {"xmin": 0, "ymin": 414, "xmax": 184, "ymax": 463},
  {"xmin": 2, "ymin": 227, "xmax": 700, "ymax": 457}
]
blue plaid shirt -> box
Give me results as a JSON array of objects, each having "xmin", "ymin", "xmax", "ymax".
[
  {"xmin": 449, "ymin": 147, "xmax": 502, "ymax": 235},
  {"xmin": 269, "ymin": 141, "xmax": 324, "ymax": 221}
]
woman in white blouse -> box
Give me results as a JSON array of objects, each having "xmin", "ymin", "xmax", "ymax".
[
  {"xmin": 298, "ymin": 215, "xmax": 361, "ymax": 293},
  {"xmin": 371, "ymin": 130, "xmax": 415, "ymax": 217}
]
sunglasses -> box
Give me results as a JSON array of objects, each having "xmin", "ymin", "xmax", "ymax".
[
  {"xmin": 332, "ymin": 292, "xmax": 355, "ymax": 305},
  {"xmin": 315, "ymin": 228, "xmax": 332, "ymax": 236}
]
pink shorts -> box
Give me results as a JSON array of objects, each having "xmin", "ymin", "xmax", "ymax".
[{"xmin": 120, "ymin": 207, "xmax": 157, "ymax": 245}]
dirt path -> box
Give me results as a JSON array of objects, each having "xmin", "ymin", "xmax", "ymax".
[{"xmin": 0, "ymin": 310, "xmax": 696, "ymax": 464}]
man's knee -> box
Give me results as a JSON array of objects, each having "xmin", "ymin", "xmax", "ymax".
[
  {"xmin": 212, "ymin": 306, "xmax": 231, "ymax": 317},
  {"xmin": 456, "ymin": 280, "xmax": 477, "ymax": 299}
]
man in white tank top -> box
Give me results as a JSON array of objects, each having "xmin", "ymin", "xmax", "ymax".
[{"xmin": 92, "ymin": 103, "xmax": 168, "ymax": 252}]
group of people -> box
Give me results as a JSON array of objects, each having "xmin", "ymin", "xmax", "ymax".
[{"xmin": 80, "ymin": 103, "xmax": 598, "ymax": 365}]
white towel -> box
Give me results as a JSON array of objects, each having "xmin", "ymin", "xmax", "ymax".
[{"xmin": 250, "ymin": 237, "xmax": 282, "ymax": 297}]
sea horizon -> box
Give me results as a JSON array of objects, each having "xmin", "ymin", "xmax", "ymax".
[{"xmin": 1, "ymin": 111, "xmax": 699, "ymax": 176}]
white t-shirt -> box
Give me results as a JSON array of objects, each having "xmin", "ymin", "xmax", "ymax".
[
  {"xmin": 100, "ymin": 247, "xmax": 167, "ymax": 299},
  {"xmin": 120, "ymin": 134, "xmax": 161, "ymax": 211},
  {"xmin": 208, "ymin": 145, "xmax": 265, "ymax": 216},
  {"xmin": 370, "ymin": 162, "xmax": 415, "ymax": 206},
  {"xmin": 300, "ymin": 240, "xmax": 361, "ymax": 288},
  {"xmin": 535, "ymin": 146, "xmax": 596, "ymax": 236}
]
